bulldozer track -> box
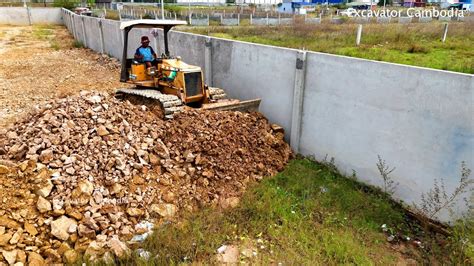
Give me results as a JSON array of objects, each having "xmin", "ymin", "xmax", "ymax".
[{"xmin": 116, "ymin": 88, "xmax": 184, "ymax": 119}]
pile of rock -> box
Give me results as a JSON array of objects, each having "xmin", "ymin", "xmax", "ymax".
[{"xmin": 0, "ymin": 91, "xmax": 291, "ymax": 264}]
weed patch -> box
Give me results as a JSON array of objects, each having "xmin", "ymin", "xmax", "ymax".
[
  {"xmin": 108, "ymin": 159, "xmax": 458, "ymax": 265},
  {"xmin": 73, "ymin": 40, "xmax": 84, "ymax": 48}
]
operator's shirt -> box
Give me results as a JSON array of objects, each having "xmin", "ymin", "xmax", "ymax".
[{"xmin": 135, "ymin": 46, "xmax": 155, "ymax": 62}]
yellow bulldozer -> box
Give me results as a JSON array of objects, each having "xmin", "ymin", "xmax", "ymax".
[{"xmin": 117, "ymin": 20, "xmax": 261, "ymax": 119}]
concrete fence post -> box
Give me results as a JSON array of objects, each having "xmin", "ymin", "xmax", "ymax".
[
  {"xmin": 237, "ymin": 13, "xmax": 240, "ymax": 25},
  {"xmin": 117, "ymin": 25, "xmax": 124, "ymax": 61},
  {"xmin": 356, "ymin": 24, "xmax": 363, "ymax": 46},
  {"xmin": 220, "ymin": 14, "xmax": 223, "ymax": 25},
  {"xmin": 266, "ymin": 13, "xmax": 269, "ymax": 25},
  {"xmin": 71, "ymin": 13, "xmax": 77, "ymax": 41},
  {"xmin": 81, "ymin": 16, "xmax": 88, "ymax": 47},
  {"xmin": 207, "ymin": 14, "xmax": 210, "ymax": 26},
  {"xmin": 64, "ymin": 11, "xmax": 72, "ymax": 30},
  {"xmin": 290, "ymin": 51, "xmax": 307, "ymax": 153},
  {"xmin": 204, "ymin": 37, "xmax": 213, "ymax": 86},
  {"xmin": 98, "ymin": 19, "xmax": 105, "ymax": 54},
  {"xmin": 442, "ymin": 23, "xmax": 449, "ymax": 42},
  {"xmin": 250, "ymin": 13, "xmax": 253, "ymax": 25}
]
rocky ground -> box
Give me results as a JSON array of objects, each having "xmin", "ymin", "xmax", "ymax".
[
  {"xmin": 0, "ymin": 26, "xmax": 291, "ymax": 265},
  {"xmin": 0, "ymin": 25, "xmax": 124, "ymax": 128}
]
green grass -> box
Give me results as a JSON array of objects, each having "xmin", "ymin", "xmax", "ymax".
[
  {"xmin": 32, "ymin": 25, "xmax": 64, "ymax": 50},
  {"xmin": 33, "ymin": 25, "xmax": 54, "ymax": 40},
  {"xmin": 184, "ymin": 22, "xmax": 474, "ymax": 74},
  {"xmin": 72, "ymin": 40, "xmax": 84, "ymax": 48},
  {"xmin": 105, "ymin": 158, "xmax": 439, "ymax": 265}
]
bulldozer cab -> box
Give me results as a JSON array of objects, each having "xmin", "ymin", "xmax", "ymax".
[
  {"xmin": 119, "ymin": 19, "xmax": 187, "ymax": 83},
  {"xmin": 116, "ymin": 19, "xmax": 261, "ymax": 119}
]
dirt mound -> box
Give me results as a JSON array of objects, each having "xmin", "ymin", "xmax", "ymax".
[
  {"xmin": 0, "ymin": 91, "xmax": 291, "ymax": 264},
  {"xmin": 0, "ymin": 25, "xmax": 126, "ymax": 128}
]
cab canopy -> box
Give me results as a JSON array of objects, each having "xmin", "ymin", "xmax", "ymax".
[
  {"xmin": 120, "ymin": 19, "xmax": 187, "ymax": 82},
  {"xmin": 119, "ymin": 19, "xmax": 187, "ymax": 30}
]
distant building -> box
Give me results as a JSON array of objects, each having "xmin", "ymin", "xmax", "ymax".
[
  {"xmin": 347, "ymin": 0, "xmax": 379, "ymax": 5},
  {"xmin": 235, "ymin": 0, "xmax": 283, "ymax": 4},
  {"xmin": 311, "ymin": 0, "xmax": 346, "ymax": 3},
  {"xmin": 278, "ymin": 0, "xmax": 345, "ymax": 14},
  {"xmin": 176, "ymin": 0, "xmax": 227, "ymax": 4},
  {"xmin": 403, "ymin": 0, "xmax": 426, "ymax": 7}
]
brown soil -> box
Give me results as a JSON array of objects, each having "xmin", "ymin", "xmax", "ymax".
[{"xmin": 0, "ymin": 25, "xmax": 123, "ymax": 128}]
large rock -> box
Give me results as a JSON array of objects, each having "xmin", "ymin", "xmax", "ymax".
[
  {"xmin": 108, "ymin": 236, "xmax": 129, "ymax": 258},
  {"xmin": 84, "ymin": 240, "xmax": 106, "ymax": 260},
  {"xmin": 2, "ymin": 249, "xmax": 17, "ymax": 265},
  {"xmin": 50, "ymin": 216, "xmax": 77, "ymax": 241},
  {"xmin": 0, "ymin": 165, "xmax": 9, "ymax": 174},
  {"xmin": 43, "ymin": 248, "xmax": 61, "ymax": 261},
  {"xmin": 216, "ymin": 245, "xmax": 239, "ymax": 264},
  {"xmin": 220, "ymin": 197, "xmax": 240, "ymax": 209},
  {"xmin": 35, "ymin": 179, "xmax": 53, "ymax": 198},
  {"xmin": 97, "ymin": 125, "xmax": 109, "ymax": 136},
  {"xmin": 63, "ymin": 249, "xmax": 79, "ymax": 264},
  {"xmin": 0, "ymin": 232, "xmax": 13, "ymax": 246},
  {"xmin": 16, "ymin": 250, "xmax": 26, "ymax": 264},
  {"xmin": 38, "ymin": 149, "xmax": 53, "ymax": 164},
  {"xmin": 77, "ymin": 180, "xmax": 94, "ymax": 195},
  {"xmin": 9, "ymin": 228, "xmax": 23, "ymax": 244},
  {"xmin": 27, "ymin": 252, "xmax": 44, "ymax": 266},
  {"xmin": 0, "ymin": 216, "xmax": 20, "ymax": 229},
  {"xmin": 71, "ymin": 180, "xmax": 94, "ymax": 206},
  {"xmin": 24, "ymin": 223, "xmax": 38, "ymax": 236},
  {"xmin": 126, "ymin": 208, "xmax": 144, "ymax": 217},
  {"xmin": 78, "ymin": 224, "xmax": 96, "ymax": 239},
  {"xmin": 36, "ymin": 196, "xmax": 52, "ymax": 213},
  {"xmin": 150, "ymin": 203, "xmax": 177, "ymax": 218}
]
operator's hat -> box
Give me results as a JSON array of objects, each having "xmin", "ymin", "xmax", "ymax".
[{"xmin": 141, "ymin": 36, "xmax": 150, "ymax": 43}]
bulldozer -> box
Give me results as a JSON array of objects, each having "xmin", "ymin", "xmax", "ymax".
[{"xmin": 116, "ymin": 20, "xmax": 261, "ymax": 119}]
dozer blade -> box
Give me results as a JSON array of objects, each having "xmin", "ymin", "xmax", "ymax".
[{"xmin": 202, "ymin": 99, "xmax": 261, "ymax": 113}]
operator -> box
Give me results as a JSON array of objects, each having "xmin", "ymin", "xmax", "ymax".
[{"xmin": 134, "ymin": 36, "xmax": 157, "ymax": 68}]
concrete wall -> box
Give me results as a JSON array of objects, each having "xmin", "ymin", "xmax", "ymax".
[
  {"xmin": 60, "ymin": 9, "xmax": 474, "ymax": 222},
  {"xmin": 101, "ymin": 19, "xmax": 122, "ymax": 59},
  {"xmin": 301, "ymin": 53, "xmax": 473, "ymax": 220},
  {"xmin": 83, "ymin": 16, "xmax": 102, "ymax": 53},
  {"xmin": 211, "ymin": 37, "xmax": 297, "ymax": 134},
  {"xmin": 0, "ymin": 7, "xmax": 62, "ymax": 25}
]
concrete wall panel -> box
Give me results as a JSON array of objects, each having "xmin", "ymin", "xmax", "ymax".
[
  {"xmin": 168, "ymin": 31, "xmax": 207, "ymax": 73},
  {"xmin": 83, "ymin": 16, "xmax": 102, "ymax": 52},
  {"xmin": 211, "ymin": 38, "xmax": 297, "ymax": 136},
  {"xmin": 0, "ymin": 7, "xmax": 62, "ymax": 25},
  {"xmin": 301, "ymin": 52, "xmax": 473, "ymax": 220},
  {"xmin": 30, "ymin": 8, "xmax": 62, "ymax": 24},
  {"xmin": 72, "ymin": 15, "xmax": 85, "ymax": 45},
  {"xmin": 101, "ymin": 19, "xmax": 122, "ymax": 59},
  {"xmin": 0, "ymin": 7, "xmax": 29, "ymax": 25}
]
